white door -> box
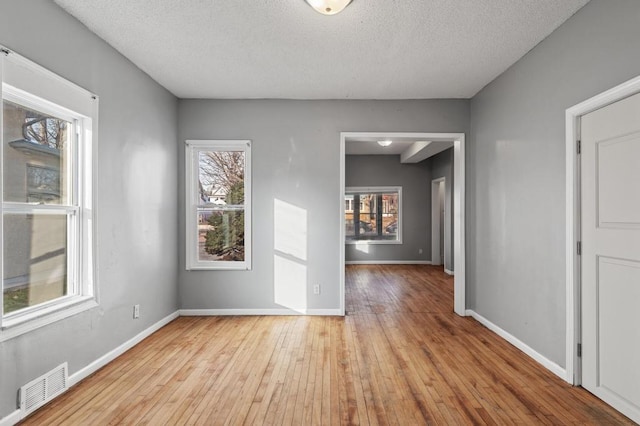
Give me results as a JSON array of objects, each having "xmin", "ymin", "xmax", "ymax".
[{"xmin": 581, "ymin": 91, "xmax": 640, "ymax": 424}]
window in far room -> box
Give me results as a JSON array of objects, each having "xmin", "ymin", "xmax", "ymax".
[{"xmin": 345, "ymin": 186, "xmax": 401, "ymax": 244}]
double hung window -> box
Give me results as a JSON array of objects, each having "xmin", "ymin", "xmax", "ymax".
[
  {"xmin": 1, "ymin": 47, "xmax": 97, "ymax": 339},
  {"xmin": 185, "ymin": 140, "xmax": 251, "ymax": 270}
]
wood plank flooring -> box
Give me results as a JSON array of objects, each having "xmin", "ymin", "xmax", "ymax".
[{"xmin": 22, "ymin": 265, "xmax": 634, "ymax": 425}]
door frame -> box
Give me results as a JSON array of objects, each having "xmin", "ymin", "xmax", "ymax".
[
  {"xmin": 431, "ymin": 177, "xmax": 449, "ymax": 269},
  {"xmin": 339, "ymin": 132, "xmax": 466, "ymax": 316},
  {"xmin": 565, "ymin": 74, "xmax": 640, "ymax": 385}
]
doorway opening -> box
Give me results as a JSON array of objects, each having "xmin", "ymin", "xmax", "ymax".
[
  {"xmin": 339, "ymin": 132, "xmax": 466, "ymax": 316},
  {"xmin": 431, "ymin": 177, "xmax": 452, "ymax": 274}
]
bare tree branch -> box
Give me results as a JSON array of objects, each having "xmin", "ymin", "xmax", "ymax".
[{"xmin": 198, "ymin": 151, "xmax": 245, "ymax": 202}]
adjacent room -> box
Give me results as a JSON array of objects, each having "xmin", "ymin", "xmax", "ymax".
[{"xmin": 1, "ymin": 0, "xmax": 640, "ymax": 424}]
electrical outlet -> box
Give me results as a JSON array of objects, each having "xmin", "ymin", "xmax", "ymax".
[
  {"xmin": 418, "ymin": 248, "xmax": 423, "ymax": 254},
  {"xmin": 133, "ymin": 304, "xmax": 140, "ymax": 319},
  {"xmin": 313, "ymin": 284, "xmax": 320, "ymax": 295}
]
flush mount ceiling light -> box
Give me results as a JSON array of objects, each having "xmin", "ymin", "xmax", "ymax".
[
  {"xmin": 377, "ymin": 140, "xmax": 392, "ymax": 147},
  {"xmin": 305, "ymin": 0, "xmax": 353, "ymax": 15}
]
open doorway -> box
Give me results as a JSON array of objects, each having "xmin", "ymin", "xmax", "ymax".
[
  {"xmin": 339, "ymin": 132, "xmax": 466, "ymax": 316},
  {"xmin": 431, "ymin": 177, "xmax": 452, "ymax": 274}
]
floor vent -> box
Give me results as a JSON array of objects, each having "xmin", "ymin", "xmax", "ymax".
[{"xmin": 20, "ymin": 363, "xmax": 68, "ymax": 415}]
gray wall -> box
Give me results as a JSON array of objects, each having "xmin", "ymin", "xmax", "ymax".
[
  {"xmin": 429, "ymin": 148, "xmax": 454, "ymax": 271},
  {"xmin": 468, "ymin": 0, "xmax": 640, "ymax": 367},
  {"xmin": 345, "ymin": 155, "xmax": 431, "ymax": 263},
  {"xmin": 0, "ymin": 0, "xmax": 179, "ymax": 418},
  {"xmin": 178, "ymin": 99, "xmax": 469, "ymax": 310}
]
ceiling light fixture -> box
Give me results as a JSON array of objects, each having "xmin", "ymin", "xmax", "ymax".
[
  {"xmin": 305, "ymin": 0, "xmax": 353, "ymax": 15},
  {"xmin": 377, "ymin": 140, "xmax": 392, "ymax": 147}
]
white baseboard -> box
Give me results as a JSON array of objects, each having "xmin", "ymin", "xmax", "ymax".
[
  {"xmin": 345, "ymin": 260, "xmax": 432, "ymax": 265},
  {"xmin": 0, "ymin": 311, "xmax": 179, "ymax": 426},
  {"xmin": 68, "ymin": 311, "xmax": 179, "ymax": 387},
  {"xmin": 444, "ymin": 268, "xmax": 454, "ymax": 275},
  {"xmin": 466, "ymin": 310, "xmax": 566, "ymax": 380},
  {"xmin": 180, "ymin": 308, "xmax": 342, "ymax": 316},
  {"xmin": 0, "ymin": 410, "xmax": 21, "ymax": 426}
]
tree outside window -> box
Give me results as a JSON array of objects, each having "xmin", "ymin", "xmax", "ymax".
[
  {"xmin": 345, "ymin": 187, "xmax": 402, "ymax": 244},
  {"xmin": 186, "ymin": 140, "xmax": 251, "ymax": 270}
]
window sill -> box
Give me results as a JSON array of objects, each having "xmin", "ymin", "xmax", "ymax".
[
  {"xmin": 345, "ymin": 239, "xmax": 403, "ymax": 245},
  {"xmin": 186, "ymin": 263, "xmax": 252, "ymax": 271},
  {"xmin": 1, "ymin": 296, "xmax": 98, "ymax": 342}
]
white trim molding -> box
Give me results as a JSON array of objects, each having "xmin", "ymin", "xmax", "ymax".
[
  {"xmin": 452, "ymin": 134, "xmax": 466, "ymax": 316},
  {"xmin": 444, "ymin": 269, "xmax": 454, "ymax": 275},
  {"xmin": 180, "ymin": 309, "xmax": 342, "ymax": 316},
  {"xmin": 565, "ymin": 74, "xmax": 640, "ymax": 386},
  {"xmin": 466, "ymin": 310, "xmax": 566, "ymax": 380},
  {"xmin": 0, "ymin": 410, "xmax": 21, "ymax": 426}
]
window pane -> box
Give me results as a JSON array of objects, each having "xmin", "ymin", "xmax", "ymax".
[
  {"xmin": 382, "ymin": 193, "xmax": 399, "ymax": 238},
  {"xmin": 3, "ymin": 213, "xmax": 68, "ymax": 315},
  {"xmin": 358, "ymin": 212, "xmax": 377, "ymax": 236},
  {"xmin": 198, "ymin": 151, "xmax": 244, "ymax": 206},
  {"xmin": 345, "ymin": 191, "xmax": 399, "ymax": 242},
  {"xmin": 345, "ymin": 195, "xmax": 354, "ymax": 236},
  {"xmin": 2, "ymin": 100, "xmax": 72, "ymax": 204},
  {"xmin": 197, "ymin": 210, "xmax": 245, "ymax": 262},
  {"xmin": 345, "ymin": 219, "xmax": 355, "ymax": 237}
]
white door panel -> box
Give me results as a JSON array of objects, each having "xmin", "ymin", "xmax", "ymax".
[
  {"xmin": 597, "ymin": 133, "xmax": 640, "ymax": 227},
  {"xmin": 581, "ymin": 91, "xmax": 640, "ymax": 424},
  {"xmin": 597, "ymin": 257, "xmax": 640, "ymax": 400}
]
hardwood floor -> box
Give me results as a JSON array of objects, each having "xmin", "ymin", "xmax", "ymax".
[{"xmin": 22, "ymin": 265, "xmax": 634, "ymax": 425}]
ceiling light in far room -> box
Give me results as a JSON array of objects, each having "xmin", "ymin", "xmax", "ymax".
[
  {"xmin": 377, "ymin": 140, "xmax": 392, "ymax": 147},
  {"xmin": 305, "ymin": 0, "xmax": 353, "ymax": 15}
]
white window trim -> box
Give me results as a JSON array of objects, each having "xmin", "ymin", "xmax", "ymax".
[
  {"xmin": 185, "ymin": 140, "xmax": 252, "ymax": 270},
  {"xmin": 345, "ymin": 186, "xmax": 402, "ymax": 245},
  {"xmin": 0, "ymin": 46, "xmax": 98, "ymax": 342}
]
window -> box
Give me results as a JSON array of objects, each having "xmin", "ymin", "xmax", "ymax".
[
  {"xmin": 345, "ymin": 186, "xmax": 401, "ymax": 244},
  {"xmin": 1, "ymin": 46, "xmax": 97, "ymax": 339},
  {"xmin": 185, "ymin": 140, "xmax": 251, "ymax": 270},
  {"xmin": 345, "ymin": 197, "xmax": 353, "ymax": 212}
]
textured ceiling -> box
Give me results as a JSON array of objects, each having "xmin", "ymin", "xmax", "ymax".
[{"xmin": 53, "ymin": 0, "xmax": 589, "ymax": 99}]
